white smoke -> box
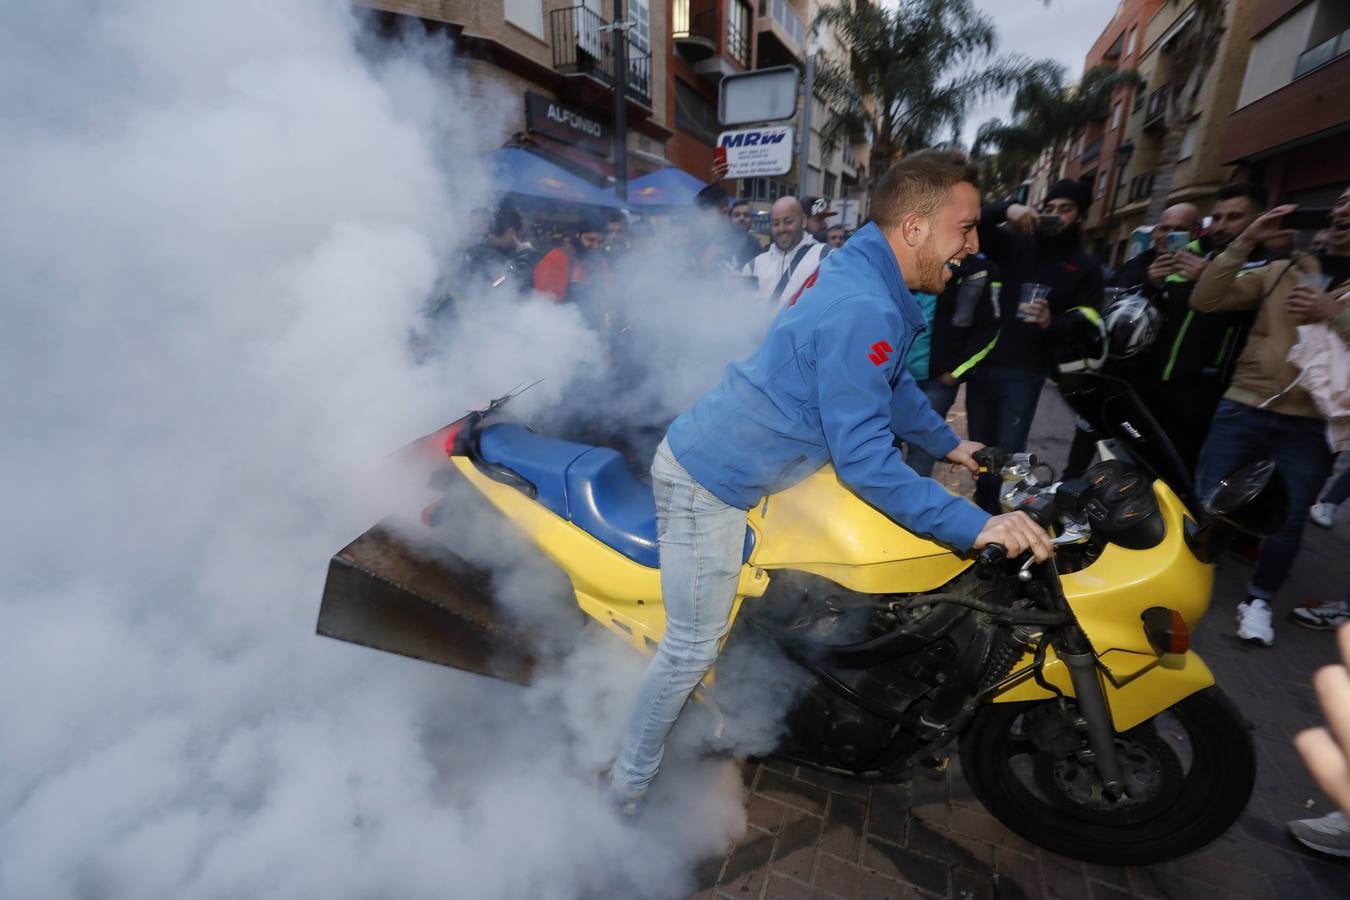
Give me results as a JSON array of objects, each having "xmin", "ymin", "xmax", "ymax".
[{"xmin": 0, "ymin": 2, "xmax": 791, "ymax": 897}]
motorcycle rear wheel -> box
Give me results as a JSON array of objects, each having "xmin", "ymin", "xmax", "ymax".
[{"xmin": 958, "ymin": 686, "xmax": 1255, "ymax": 866}]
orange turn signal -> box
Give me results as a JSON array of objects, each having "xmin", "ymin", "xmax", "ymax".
[{"xmin": 1141, "ymin": 607, "xmax": 1190, "ymax": 655}]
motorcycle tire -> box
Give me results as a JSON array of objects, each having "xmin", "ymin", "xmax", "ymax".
[{"xmin": 958, "ymin": 686, "xmax": 1255, "ymax": 866}]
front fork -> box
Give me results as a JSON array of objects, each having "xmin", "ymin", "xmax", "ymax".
[{"xmin": 1039, "ymin": 559, "xmax": 1127, "ymax": 800}]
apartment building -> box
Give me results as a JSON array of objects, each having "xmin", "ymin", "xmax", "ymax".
[
  {"xmin": 1078, "ymin": 0, "xmax": 1259, "ymax": 265},
  {"xmin": 668, "ymin": 0, "xmax": 757, "ymax": 179},
  {"xmin": 737, "ymin": 0, "xmax": 872, "ymax": 226},
  {"xmin": 1063, "ymin": 0, "xmax": 1165, "ymax": 260},
  {"xmin": 355, "ymin": 1, "xmax": 674, "ymax": 185},
  {"xmin": 1221, "ymin": 0, "xmax": 1350, "ymax": 207},
  {"xmin": 356, "ymin": 1, "xmax": 869, "ymax": 217}
]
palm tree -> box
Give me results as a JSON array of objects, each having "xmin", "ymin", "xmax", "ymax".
[
  {"xmin": 972, "ymin": 63, "xmax": 1141, "ymax": 199},
  {"xmin": 810, "ymin": 0, "xmax": 1029, "ymax": 191}
]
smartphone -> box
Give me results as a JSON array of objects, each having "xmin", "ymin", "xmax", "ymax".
[
  {"xmin": 1166, "ymin": 231, "xmax": 1189, "ymax": 253},
  {"xmin": 1037, "ymin": 214, "xmax": 1061, "ymax": 235},
  {"xmin": 1282, "ymin": 208, "xmax": 1330, "ymax": 231},
  {"xmin": 713, "ymin": 146, "xmax": 728, "ymax": 169}
]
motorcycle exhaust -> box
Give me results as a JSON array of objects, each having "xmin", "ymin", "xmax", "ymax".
[{"xmin": 316, "ymin": 524, "xmax": 537, "ymax": 685}]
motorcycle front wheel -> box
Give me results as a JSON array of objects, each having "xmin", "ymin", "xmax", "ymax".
[{"xmin": 958, "ymin": 686, "xmax": 1255, "ymax": 866}]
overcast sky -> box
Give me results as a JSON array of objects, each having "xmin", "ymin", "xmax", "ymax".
[{"xmin": 959, "ymin": 0, "xmax": 1122, "ymax": 146}]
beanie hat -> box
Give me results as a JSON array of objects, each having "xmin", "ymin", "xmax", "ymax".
[
  {"xmin": 695, "ymin": 182, "xmax": 729, "ymax": 210},
  {"xmin": 1045, "ymin": 178, "xmax": 1092, "ymax": 215},
  {"xmin": 577, "ymin": 209, "xmax": 610, "ymax": 236}
]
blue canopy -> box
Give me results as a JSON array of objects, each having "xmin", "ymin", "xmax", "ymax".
[
  {"xmin": 490, "ymin": 147, "xmax": 622, "ymax": 208},
  {"xmin": 627, "ymin": 167, "xmax": 712, "ymax": 207}
]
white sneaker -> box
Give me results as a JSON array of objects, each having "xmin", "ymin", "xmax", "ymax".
[
  {"xmin": 1236, "ymin": 599, "xmax": 1274, "ymax": 647},
  {"xmin": 1288, "ymin": 810, "xmax": 1350, "ymax": 858},
  {"xmin": 1309, "ymin": 502, "xmax": 1337, "ymax": 528},
  {"xmin": 1290, "ymin": 600, "xmax": 1350, "ymax": 631}
]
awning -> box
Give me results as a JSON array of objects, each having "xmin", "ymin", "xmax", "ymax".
[
  {"xmin": 490, "ymin": 147, "xmax": 623, "ymax": 208},
  {"xmin": 626, "ymin": 166, "xmax": 711, "ymax": 206}
]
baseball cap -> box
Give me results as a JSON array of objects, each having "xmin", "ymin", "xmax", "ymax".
[{"xmin": 803, "ymin": 196, "xmax": 838, "ymax": 219}]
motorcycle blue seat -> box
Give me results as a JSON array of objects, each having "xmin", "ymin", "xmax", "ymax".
[
  {"xmin": 475, "ymin": 424, "xmax": 592, "ymax": 520},
  {"xmin": 475, "ymin": 423, "xmax": 753, "ymax": 569}
]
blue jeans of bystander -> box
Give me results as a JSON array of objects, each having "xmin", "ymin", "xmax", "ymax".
[
  {"xmin": 965, "ymin": 365, "xmax": 1046, "ymax": 512},
  {"xmin": 904, "ymin": 377, "xmax": 961, "ymax": 478},
  {"xmin": 1195, "ymin": 399, "xmax": 1334, "ymax": 602},
  {"xmin": 1320, "ymin": 456, "xmax": 1350, "ymax": 506}
]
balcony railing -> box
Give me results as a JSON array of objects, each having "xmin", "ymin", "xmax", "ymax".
[
  {"xmin": 1294, "ymin": 28, "xmax": 1350, "ymax": 79},
  {"xmin": 550, "ymin": 5, "xmax": 652, "ymax": 107},
  {"xmin": 1081, "ymin": 136, "xmax": 1103, "ymax": 166},
  {"xmin": 758, "ymin": 0, "xmax": 806, "ymax": 49}
]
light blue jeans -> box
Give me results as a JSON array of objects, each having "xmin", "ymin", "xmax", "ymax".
[{"xmin": 610, "ymin": 437, "xmax": 748, "ymax": 799}]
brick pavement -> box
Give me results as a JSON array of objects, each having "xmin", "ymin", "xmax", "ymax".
[{"xmin": 688, "ymin": 385, "xmax": 1350, "ymax": 900}]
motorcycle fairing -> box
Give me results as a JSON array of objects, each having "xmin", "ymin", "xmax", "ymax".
[
  {"xmin": 453, "ymin": 430, "xmax": 1216, "ymax": 733},
  {"xmin": 989, "ymin": 480, "xmax": 1216, "ymax": 730},
  {"xmin": 450, "ymin": 455, "xmax": 770, "ymax": 655},
  {"xmin": 745, "ymin": 465, "xmax": 972, "ymax": 593}
]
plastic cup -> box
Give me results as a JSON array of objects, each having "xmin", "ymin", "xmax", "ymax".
[
  {"xmin": 1018, "ymin": 283, "xmax": 1051, "ymax": 322},
  {"xmin": 1297, "ymin": 272, "xmax": 1333, "ymax": 291}
]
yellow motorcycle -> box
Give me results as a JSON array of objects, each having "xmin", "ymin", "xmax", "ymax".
[{"xmin": 319, "ymin": 373, "xmax": 1285, "ymax": 865}]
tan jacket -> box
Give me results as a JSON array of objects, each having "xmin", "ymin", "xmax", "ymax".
[{"xmin": 1190, "ymin": 246, "xmax": 1350, "ymax": 418}]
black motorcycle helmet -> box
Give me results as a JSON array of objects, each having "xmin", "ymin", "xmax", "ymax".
[{"xmin": 1048, "ymin": 306, "xmax": 1108, "ymax": 378}]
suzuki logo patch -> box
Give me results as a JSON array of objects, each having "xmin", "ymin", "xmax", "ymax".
[{"xmin": 868, "ymin": 341, "xmax": 893, "ymax": 366}]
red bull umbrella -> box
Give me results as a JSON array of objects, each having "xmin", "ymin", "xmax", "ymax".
[{"xmin": 490, "ymin": 147, "xmax": 623, "ymax": 208}]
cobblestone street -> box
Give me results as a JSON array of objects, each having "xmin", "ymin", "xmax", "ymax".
[{"xmin": 689, "ymin": 386, "xmax": 1350, "ymax": 900}]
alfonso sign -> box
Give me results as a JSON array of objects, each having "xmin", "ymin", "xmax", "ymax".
[{"xmin": 524, "ymin": 91, "xmax": 610, "ymax": 156}]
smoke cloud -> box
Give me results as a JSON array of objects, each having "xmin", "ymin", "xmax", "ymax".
[{"xmin": 0, "ymin": 2, "xmax": 793, "ymax": 897}]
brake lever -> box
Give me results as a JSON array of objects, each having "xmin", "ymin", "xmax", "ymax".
[{"xmin": 1015, "ymin": 523, "xmax": 1092, "ymax": 582}]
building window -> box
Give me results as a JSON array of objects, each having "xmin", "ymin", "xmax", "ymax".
[
  {"xmin": 1097, "ymin": 172, "xmax": 1107, "ymax": 198},
  {"xmin": 675, "ymin": 78, "xmax": 718, "ymax": 145},
  {"xmin": 504, "ymin": 0, "xmax": 543, "ymax": 37},
  {"xmin": 1110, "ymin": 102, "xmax": 1122, "ymax": 130},
  {"xmin": 823, "ymin": 172, "xmax": 837, "ymax": 197},
  {"xmin": 630, "ymin": 0, "xmax": 650, "ymax": 53},
  {"xmin": 1178, "ymin": 120, "xmax": 1199, "ymax": 160},
  {"xmin": 728, "ymin": 1, "xmax": 751, "ymax": 67},
  {"xmin": 1133, "ymin": 78, "xmax": 1148, "ymax": 111},
  {"xmin": 1128, "ymin": 25, "xmax": 1138, "ymax": 58}
]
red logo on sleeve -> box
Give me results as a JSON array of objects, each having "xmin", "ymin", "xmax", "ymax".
[
  {"xmin": 867, "ymin": 340, "xmax": 893, "ymax": 366},
  {"xmin": 786, "ymin": 269, "xmax": 821, "ymax": 308}
]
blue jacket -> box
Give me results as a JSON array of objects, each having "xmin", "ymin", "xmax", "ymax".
[{"xmin": 666, "ymin": 223, "xmax": 990, "ymax": 552}]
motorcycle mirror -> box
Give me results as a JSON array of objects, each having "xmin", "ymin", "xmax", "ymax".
[{"xmin": 1203, "ymin": 459, "xmax": 1288, "ymax": 536}]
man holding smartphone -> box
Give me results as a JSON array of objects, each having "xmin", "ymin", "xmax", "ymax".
[{"xmin": 1095, "ymin": 187, "xmax": 1272, "ymax": 474}]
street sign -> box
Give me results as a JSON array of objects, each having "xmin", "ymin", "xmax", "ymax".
[
  {"xmin": 718, "ymin": 65, "xmax": 800, "ymax": 126},
  {"xmin": 717, "ymin": 126, "xmax": 795, "ymax": 178}
]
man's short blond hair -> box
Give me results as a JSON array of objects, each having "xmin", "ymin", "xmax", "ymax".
[{"xmin": 870, "ymin": 149, "xmax": 980, "ymax": 229}]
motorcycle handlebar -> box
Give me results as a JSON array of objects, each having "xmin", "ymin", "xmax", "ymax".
[
  {"xmin": 972, "ymin": 447, "xmax": 1007, "ymax": 473},
  {"xmin": 977, "ymin": 545, "xmax": 1009, "ymax": 580}
]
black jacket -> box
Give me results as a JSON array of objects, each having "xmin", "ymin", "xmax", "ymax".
[
  {"xmin": 1112, "ymin": 238, "xmax": 1263, "ymax": 386},
  {"xmin": 977, "ymin": 203, "xmax": 1105, "ymax": 374},
  {"xmin": 461, "ymin": 241, "xmax": 538, "ymax": 294},
  {"xmin": 908, "ymin": 256, "xmax": 1002, "ymax": 382}
]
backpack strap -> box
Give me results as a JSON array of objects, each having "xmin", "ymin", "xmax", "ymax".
[{"xmin": 769, "ymin": 243, "xmax": 817, "ymax": 305}]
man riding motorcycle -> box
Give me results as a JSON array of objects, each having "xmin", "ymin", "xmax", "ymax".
[{"xmin": 607, "ymin": 150, "xmax": 1054, "ymax": 808}]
